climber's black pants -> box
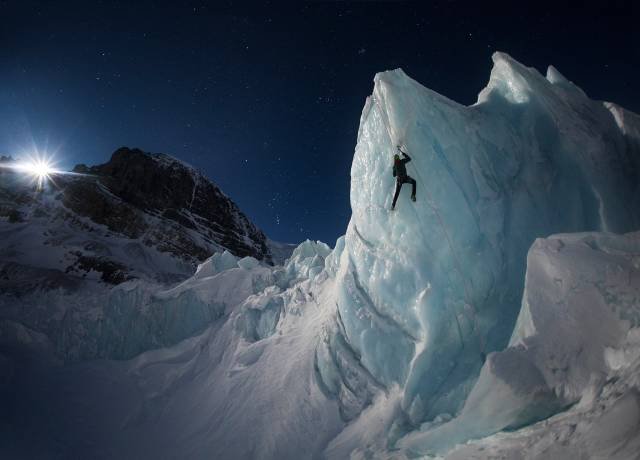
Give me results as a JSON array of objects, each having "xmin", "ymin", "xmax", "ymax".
[{"xmin": 392, "ymin": 176, "xmax": 416, "ymax": 207}]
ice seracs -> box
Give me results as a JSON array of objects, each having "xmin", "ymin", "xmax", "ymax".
[
  {"xmin": 319, "ymin": 51, "xmax": 640, "ymax": 435},
  {"xmin": 1, "ymin": 52, "xmax": 639, "ymax": 459}
]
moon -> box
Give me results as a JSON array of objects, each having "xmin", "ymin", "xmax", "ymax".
[
  {"xmin": 16, "ymin": 158, "xmax": 57, "ymax": 179},
  {"xmin": 0, "ymin": 155, "xmax": 63, "ymax": 189}
]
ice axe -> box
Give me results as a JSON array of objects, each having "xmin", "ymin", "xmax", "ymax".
[{"xmin": 396, "ymin": 144, "xmax": 409, "ymax": 156}]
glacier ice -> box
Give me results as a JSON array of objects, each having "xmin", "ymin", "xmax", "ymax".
[
  {"xmin": 193, "ymin": 249, "xmax": 240, "ymax": 277},
  {"xmin": 0, "ymin": 248, "xmax": 273, "ymax": 362},
  {"xmin": 318, "ymin": 51, "xmax": 640, "ymax": 433},
  {"xmin": 2, "ymin": 52, "xmax": 640, "ymax": 459},
  {"xmin": 235, "ymin": 239, "xmax": 332, "ymax": 342}
]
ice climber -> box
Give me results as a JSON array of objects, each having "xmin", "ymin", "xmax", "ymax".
[{"xmin": 391, "ymin": 146, "xmax": 417, "ymax": 210}]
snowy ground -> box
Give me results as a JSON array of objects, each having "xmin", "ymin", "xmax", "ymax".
[{"xmin": 1, "ymin": 242, "xmax": 345, "ymax": 459}]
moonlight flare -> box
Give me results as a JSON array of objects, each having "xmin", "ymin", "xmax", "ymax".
[
  {"xmin": 0, "ymin": 154, "xmax": 74, "ymax": 189},
  {"xmin": 15, "ymin": 158, "xmax": 56, "ymax": 186}
]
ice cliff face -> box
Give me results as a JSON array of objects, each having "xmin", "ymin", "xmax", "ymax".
[{"xmin": 318, "ymin": 51, "xmax": 640, "ymax": 431}]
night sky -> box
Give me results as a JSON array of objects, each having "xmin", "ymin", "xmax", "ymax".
[{"xmin": 1, "ymin": 1, "xmax": 638, "ymax": 245}]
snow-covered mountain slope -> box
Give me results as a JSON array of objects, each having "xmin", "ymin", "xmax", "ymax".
[
  {"xmin": 0, "ymin": 240, "xmax": 341, "ymax": 459},
  {"xmin": 0, "ymin": 148, "xmax": 293, "ymax": 361},
  {"xmin": 0, "ymin": 147, "xmax": 278, "ymax": 287},
  {"xmin": 1, "ymin": 53, "xmax": 640, "ymax": 459}
]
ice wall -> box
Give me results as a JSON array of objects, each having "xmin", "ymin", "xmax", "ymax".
[{"xmin": 322, "ymin": 52, "xmax": 640, "ymax": 427}]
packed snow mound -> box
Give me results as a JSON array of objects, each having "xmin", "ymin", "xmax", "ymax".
[
  {"xmin": 398, "ymin": 231, "xmax": 640, "ymax": 456},
  {"xmin": 320, "ymin": 51, "xmax": 640, "ymax": 430},
  {"xmin": 398, "ymin": 233, "xmax": 640, "ymax": 459}
]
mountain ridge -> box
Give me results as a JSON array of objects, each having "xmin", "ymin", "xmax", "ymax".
[{"xmin": 0, "ymin": 146, "xmax": 285, "ymax": 289}]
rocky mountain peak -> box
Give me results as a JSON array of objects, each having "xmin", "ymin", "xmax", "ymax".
[{"xmin": 1, "ymin": 147, "xmax": 278, "ymax": 287}]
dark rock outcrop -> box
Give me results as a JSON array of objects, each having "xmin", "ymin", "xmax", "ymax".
[
  {"xmin": 0, "ymin": 148, "xmax": 275, "ymax": 286},
  {"xmin": 66, "ymin": 147, "xmax": 273, "ymax": 265}
]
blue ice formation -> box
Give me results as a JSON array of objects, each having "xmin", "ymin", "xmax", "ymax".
[
  {"xmin": 235, "ymin": 239, "xmax": 332, "ymax": 341},
  {"xmin": 318, "ymin": 52, "xmax": 640, "ymax": 432}
]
